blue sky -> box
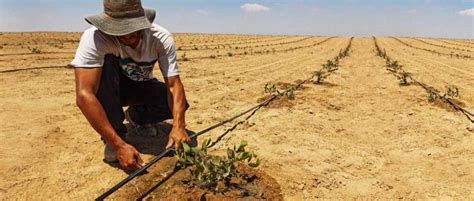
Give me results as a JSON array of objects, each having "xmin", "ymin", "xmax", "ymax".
[{"xmin": 0, "ymin": 0, "xmax": 473, "ymax": 38}]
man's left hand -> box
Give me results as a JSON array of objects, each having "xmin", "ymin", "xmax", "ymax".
[{"xmin": 166, "ymin": 127, "xmax": 191, "ymax": 149}]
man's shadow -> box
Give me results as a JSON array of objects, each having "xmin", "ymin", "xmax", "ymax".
[
  {"xmin": 104, "ymin": 122, "xmax": 198, "ymax": 173},
  {"xmin": 126, "ymin": 122, "xmax": 198, "ymax": 155}
]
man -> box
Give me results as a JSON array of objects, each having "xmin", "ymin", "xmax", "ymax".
[{"xmin": 69, "ymin": 0, "xmax": 190, "ymax": 171}]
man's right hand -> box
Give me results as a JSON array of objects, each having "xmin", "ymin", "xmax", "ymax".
[{"xmin": 115, "ymin": 143, "xmax": 145, "ymax": 171}]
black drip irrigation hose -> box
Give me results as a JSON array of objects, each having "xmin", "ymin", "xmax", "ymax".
[
  {"xmin": 96, "ymin": 37, "xmax": 354, "ymax": 200},
  {"xmin": 411, "ymin": 79, "xmax": 474, "ymax": 123},
  {"xmin": 95, "ymin": 99, "xmax": 272, "ymax": 200},
  {"xmin": 136, "ymin": 77, "xmax": 319, "ymax": 200},
  {"xmin": 373, "ymin": 37, "xmax": 474, "ymax": 123}
]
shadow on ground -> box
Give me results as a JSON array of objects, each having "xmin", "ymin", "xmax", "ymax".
[{"xmin": 104, "ymin": 122, "xmax": 198, "ymax": 173}]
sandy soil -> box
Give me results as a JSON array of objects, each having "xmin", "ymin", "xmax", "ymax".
[{"xmin": 0, "ymin": 33, "xmax": 473, "ymax": 200}]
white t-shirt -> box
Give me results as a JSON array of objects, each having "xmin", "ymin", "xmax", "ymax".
[{"xmin": 69, "ymin": 24, "xmax": 179, "ymax": 81}]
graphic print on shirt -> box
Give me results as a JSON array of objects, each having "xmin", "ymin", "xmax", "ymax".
[{"xmin": 119, "ymin": 57, "xmax": 158, "ymax": 81}]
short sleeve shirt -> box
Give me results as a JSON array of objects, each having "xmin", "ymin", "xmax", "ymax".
[{"xmin": 69, "ymin": 24, "xmax": 179, "ymax": 81}]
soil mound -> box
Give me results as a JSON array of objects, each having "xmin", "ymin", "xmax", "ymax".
[{"xmin": 111, "ymin": 157, "xmax": 283, "ymax": 200}]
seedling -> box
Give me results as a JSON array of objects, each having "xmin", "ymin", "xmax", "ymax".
[
  {"xmin": 31, "ymin": 47, "xmax": 41, "ymax": 54},
  {"xmin": 442, "ymin": 86, "xmax": 459, "ymax": 99},
  {"xmin": 175, "ymin": 140, "xmax": 260, "ymax": 192},
  {"xmin": 264, "ymin": 83, "xmax": 278, "ymax": 94},
  {"xmin": 386, "ymin": 60, "xmax": 401, "ymax": 72},
  {"xmin": 181, "ymin": 52, "xmax": 189, "ymax": 61},
  {"xmin": 264, "ymin": 83, "xmax": 296, "ymax": 100},
  {"xmin": 313, "ymin": 70, "xmax": 328, "ymax": 84},
  {"xmin": 396, "ymin": 71, "xmax": 411, "ymax": 85},
  {"xmin": 427, "ymin": 88, "xmax": 440, "ymax": 102},
  {"xmin": 322, "ymin": 59, "xmax": 339, "ymax": 72}
]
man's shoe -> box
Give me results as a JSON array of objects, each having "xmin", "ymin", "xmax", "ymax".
[
  {"xmin": 125, "ymin": 110, "xmax": 157, "ymax": 137},
  {"xmin": 104, "ymin": 144, "xmax": 118, "ymax": 163}
]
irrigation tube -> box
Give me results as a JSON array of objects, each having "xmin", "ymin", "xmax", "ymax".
[
  {"xmin": 96, "ymin": 37, "xmax": 354, "ymax": 200},
  {"xmin": 96, "ymin": 75, "xmax": 318, "ymax": 200},
  {"xmin": 412, "ymin": 79, "xmax": 474, "ymax": 123},
  {"xmin": 373, "ymin": 37, "xmax": 474, "ymax": 123},
  {"xmin": 95, "ymin": 94, "xmax": 279, "ymax": 200}
]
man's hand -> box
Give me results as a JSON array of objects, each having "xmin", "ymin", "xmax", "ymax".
[
  {"xmin": 166, "ymin": 127, "xmax": 191, "ymax": 149},
  {"xmin": 164, "ymin": 75, "xmax": 190, "ymax": 150},
  {"xmin": 115, "ymin": 143, "xmax": 145, "ymax": 171}
]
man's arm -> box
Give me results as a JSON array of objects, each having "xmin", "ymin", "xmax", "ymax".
[
  {"xmin": 74, "ymin": 68, "xmax": 143, "ymax": 170},
  {"xmin": 164, "ymin": 75, "xmax": 190, "ymax": 149}
]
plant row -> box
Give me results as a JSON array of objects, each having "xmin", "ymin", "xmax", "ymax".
[
  {"xmin": 373, "ymin": 37, "xmax": 473, "ymax": 122},
  {"xmin": 263, "ymin": 37, "xmax": 354, "ymax": 100},
  {"xmin": 175, "ymin": 34, "xmax": 278, "ymax": 46},
  {"xmin": 435, "ymin": 39, "xmax": 474, "ymax": 49},
  {"xmin": 177, "ymin": 36, "xmax": 283, "ymax": 50},
  {"xmin": 177, "ymin": 36, "xmax": 313, "ymax": 51},
  {"xmin": 391, "ymin": 37, "xmax": 471, "ymax": 59},
  {"xmin": 178, "ymin": 37, "xmax": 336, "ymax": 62},
  {"xmin": 312, "ymin": 37, "xmax": 354, "ymax": 84},
  {"xmin": 165, "ymin": 37, "xmax": 355, "ymax": 195},
  {"xmin": 412, "ymin": 38, "xmax": 471, "ymax": 53}
]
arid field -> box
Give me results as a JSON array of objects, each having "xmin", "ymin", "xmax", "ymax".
[{"xmin": 0, "ymin": 32, "xmax": 473, "ymax": 200}]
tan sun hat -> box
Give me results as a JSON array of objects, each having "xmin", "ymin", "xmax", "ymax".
[{"xmin": 85, "ymin": 0, "xmax": 156, "ymax": 36}]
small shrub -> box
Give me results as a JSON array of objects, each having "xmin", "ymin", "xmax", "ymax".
[
  {"xmin": 396, "ymin": 71, "xmax": 411, "ymax": 85},
  {"xmin": 386, "ymin": 60, "xmax": 401, "ymax": 72},
  {"xmin": 31, "ymin": 47, "xmax": 41, "ymax": 54},
  {"xmin": 313, "ymin": 70, "xmax": 328, "ymax": 84},
  {"xmin": 181, "ymin": 52, "xmax": 189, "ymax": 61},
  {"xmin": 175, "ymin": 140, "xmax": 260, "ymax": 192},
  {"xmin": 322, "ymin": 59, "xmax": 339, "ymax": 72},
  {"xmin": 227, "ymin": 52, "xmax": 233, "ymax": 57},
  {"xmin": 442, "ymin": 86, "xmax": 459, "ymax": 99},
  {"xmin": 210, "ymin": 55, "xmax": 217, "ymax": 59},
  {"xmin": 427, "ymin": 88, "xmax": 440, "ymax": 102},
  {"xmin": 264, "ymin": 83, "xmax": 295, "ymax": 100}
]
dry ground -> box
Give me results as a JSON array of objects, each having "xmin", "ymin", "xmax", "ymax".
[{"xmin": 0, "ymin": 33, "xmax": 473, "ymax": 200}]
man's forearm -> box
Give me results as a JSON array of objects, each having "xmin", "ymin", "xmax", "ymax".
[
  {"xmin": 170, "ymin": 84, "xmax": 186, "ymax": 129},
  {"xmin": 76, "ymin": 92, "xmax": 125, "ymax": 149}
]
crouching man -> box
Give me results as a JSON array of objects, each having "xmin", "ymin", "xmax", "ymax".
[{"xmin": 69, "ymin": 0, "xmax": 190, "ymax": 171}]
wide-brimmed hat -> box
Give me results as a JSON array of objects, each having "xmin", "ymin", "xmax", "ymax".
[{"xmin": 85, "ymin": 0, "xmax": 156, "ymax": 36}]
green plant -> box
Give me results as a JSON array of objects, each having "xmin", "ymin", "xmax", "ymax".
[
  {"xmin": 442, "ymin": 86, "xmax": 459, "ymax": 99},
  {"xmin": 313, "ymin": 70, "xmax": 328, "ymax": 84},
  {"xmin": 427, "ymin": 88, "xmax": 440, "ymax": 102},
  {"xmin": 264, "ymin": 83, "xmax": 296, "ymax": 100},
  {"xmin": 386, "ymin": 60, "xmax": 401, "ymax": 72},
  {"xmin": 181, "ymin": 52, "xmax": 189, "ymax": 61},
  {"xmin": 322, "ymin": 59, "xmax": 339, "ymax": 72},
  {"xmin": 31, "ymin": 47, "xmax": 41, "ymax": 54},
  {"xmin": 175, "ymin": 140, "xmax": 260, "ymax": 192},
  {"xmin": 396, "ymin": 71, "xmax": 411, "ymax": 85}
]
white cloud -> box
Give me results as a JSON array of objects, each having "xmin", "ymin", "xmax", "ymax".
[
  {"xmin": 458, "ymin": 8, "xmax": 474, "ymax": 16},
  {"xmin": 240, "ymin": 3, "xmax": 270, "ymax": 13}
]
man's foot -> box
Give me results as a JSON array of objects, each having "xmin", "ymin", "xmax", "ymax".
[
  {"xmin": 104, "ymin": 143, "xmax": 118, "ymax": 163},
  {"xmin": 125, "ymin": 109, "xmax": 157, "ymax": 137}
]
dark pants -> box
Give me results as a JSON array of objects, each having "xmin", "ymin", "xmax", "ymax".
[{"xmin": 96, "ymin": 54, "xmax": 187, "ymax": 138}]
